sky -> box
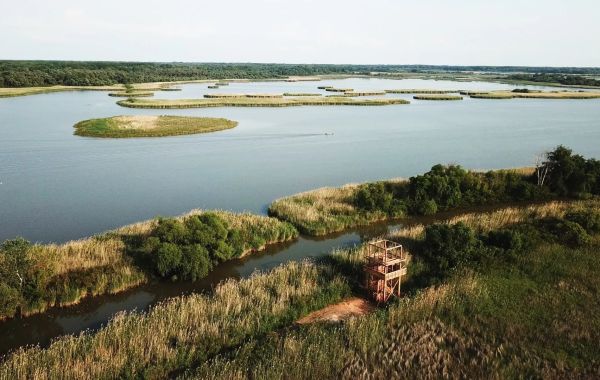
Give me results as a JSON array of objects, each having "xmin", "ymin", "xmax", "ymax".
[{"xmin": 1, "ymin": 0, "xmax": 599, "ymax": 67}]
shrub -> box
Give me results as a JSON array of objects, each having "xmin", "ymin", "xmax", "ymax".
[
  {"xmin": 542, "ymin": 146, "xmax": 600, "ymax": 196},
  {"xmin": 415, "ymin": 199, "xmax": 438, "ymax": 215},
  {"xmin": 141, "ymin": 213, "xmax": 244, "ymax": 280},
  {"xmin": 155, "ymin": 243, "xmax": 183, "ymax": 278},
  {"xmin": 0, "ymin": 282, "xmax": 21, "ymax": 317},
  {"xmin": 420, "ymin": 222, "xmax": 481, "ymax": 279},
  {"xmin": 0, "ymin": 238, "xmax": 56, "ymax": 318},
  {"xmin": 564, "ymin": 210, "xmax": 600, "ymax": 233},
  {"xmin": 486, "ymin": 229, "xmax": 525, "ymax": 252},
  {"xmin": 537, "ymin": 218, "xmax": 591, "ymax": 247}
]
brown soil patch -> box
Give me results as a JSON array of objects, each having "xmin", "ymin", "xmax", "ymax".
[
  {"xmin": 113, "ymin": 115, "xmax": 159, "ymax": 130},
  {"xmin": 296, "ymin": 297, "xmax": 374, "ymax": 324}
]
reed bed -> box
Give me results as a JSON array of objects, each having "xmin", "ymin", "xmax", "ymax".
[
  {"xmin": 159, "ymin": 87, "xmax": 182, "ymax": 91},
  {"xmin": 0, "ymin": 85, "xmax": 123, "ymax": 98},
  {"xmin": 117, "ymin": 97, "xmax": 409, "ymax": 109},
  {"xmin": 203, "ymin": 93, "xmax": 283, "ymax": 99},
  {"xmin": 385, "ymin": 89, "xmax": 459, "ymax": 94},
  {"xmin": 107, "ymin": 91, "xmax": 154, "ymax": 97},
  {"xmin": 390, "ymin": 201, "xmax": 585, "ymax": 241},
  {"xmin": 269, "ymin": 181, "xmax": 405, "ymax": 235},
  {"xmin": 0, "ymin": 261, "xmax": 351, "ymax": 379},
  {"xmin": 1, "ymin": 210, "xmax": 296, "ymax": 319},
  {"xmin": 343, "ymin": 90, "xmax": 386, "ymax": 96},
  {"xmin": 325, "ymin": 88, "xmax": 353, "ymax": 92},
  {"xmin": 413, "ymin": 94, "xmax": 463, "ymax": 100},
  {"xmin": 470, "ymin": 91, "xmax": 600, "ymax": 99},
  {"xmin": 459, "ymin": 90, "xmax": 490, "ymax": 95},
  {"xmin": 283, "ymin": 92, "xmax": 322, "ymax": 96},
  {"xmin": 73, "ymin": 115, "xmax": 238, "ymax": 138}
]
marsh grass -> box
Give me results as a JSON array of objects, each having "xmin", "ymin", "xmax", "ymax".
[
  {"xmin": 343, "ymin": 91, "xmax": 386, "ymax": 96},
  {"xmin": 413, "ymin": 94, "xmax": 463, "ymax": 100},
  {"xmin": 325, "ymin": 88, "xmax": 353, "ymax": 92},
  {"xmin": 385, "ymin": 89, "xmax": 459, "ymax": 94},
  {"xmin": 268, "ymin": 181, "xmax": 405, "ymax": 235},
  {"xmin": 4, "ymin": 202, "xmax": 600, "ymax": 378},
  {"xmin": 203, "ymin": 93, "xmax": 283, "ymax": 99},
  {"xmin": 1, "ymin": 210, "xmax": 296, "ymax": 319},
  {"xmin": 107, "ymin": 91, "xmax": 154, "ymax": 97},
  {"xmin": 0, "ymin": 261, "xmax": 351, "ymax": 379},
  {"xmin": 73, "ymin": 115, "xmax": 238, "ymax": 138},
  {"xmin": 283, "ymin": 92, "xmax": 322, "ymax": 96},
  {"xmin": 470, "ymin": 91, "xmax": 600, "ymax": 99},
  {"xmin": 117, "ymin": 97, "xmax": 409, "ymax": 109}
]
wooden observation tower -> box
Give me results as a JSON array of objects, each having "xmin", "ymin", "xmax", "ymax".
[{"xmin": 363, "ymin": 239, "xmax": 408, "ymax": 303}]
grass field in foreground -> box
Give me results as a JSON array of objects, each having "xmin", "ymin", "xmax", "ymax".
[
  {"xmin": 73, "ymin": 115, "xmax": 238, "ymax": 138},
  {"xmin": 117, "ymin": 96, "xmax": 410, "ymax": 109},
  {"xmin": 3, "ymin": 200, "xmax": 599, "ymax": 378}
]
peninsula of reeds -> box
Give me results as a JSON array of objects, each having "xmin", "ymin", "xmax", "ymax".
[{"xmin": 116, "ymin": 96, "xmax": 410, "ymax": 109}]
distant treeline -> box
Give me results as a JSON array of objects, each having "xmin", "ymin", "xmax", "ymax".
[
  {"xmin": 1, "ymin": 60, "xmax": 600, "ymax": 87},
  {"xmin": 507, "ymin": 73, "xmax": 600, "ymax": 87}
]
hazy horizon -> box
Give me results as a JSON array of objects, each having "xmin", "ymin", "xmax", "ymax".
[{"xmin": 2, "ymin": 0, "xmax": 600, "ymax": 67}]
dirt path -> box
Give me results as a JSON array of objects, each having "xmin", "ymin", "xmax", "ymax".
[{"xmin": 296, "ymin": 297, "xmax": 374, "ymax": 324}]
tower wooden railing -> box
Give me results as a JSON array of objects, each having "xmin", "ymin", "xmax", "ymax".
[{"xmin": 363, "ymin": 239, "xmax": 408, "ymax": 303}]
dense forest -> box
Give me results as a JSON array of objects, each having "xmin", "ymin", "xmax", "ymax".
[
  {"xmin": 2, "ymin": 60, "xmax": 600, "ymax": 87},
  {"xmin": 507, "ymin": 73, "xmax": 600, "ymax": 87}
]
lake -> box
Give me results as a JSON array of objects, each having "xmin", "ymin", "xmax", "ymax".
[{"xmin": 1, "ymin": 78, "xmax": 599, "ymax": 243}]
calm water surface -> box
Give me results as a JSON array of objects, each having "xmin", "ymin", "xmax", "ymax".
[{"xmin": 2, "ymin": 78, "xmax": 599, "ymax": 243}]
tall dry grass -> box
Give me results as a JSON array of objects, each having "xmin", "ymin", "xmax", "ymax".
[
  {"xmin": 389, "ymin": 201, "xmax": 588, "ymax": 241},
  {"xmin": 0, "ymin": 261, "xmax": 350, "ymax": 379}
]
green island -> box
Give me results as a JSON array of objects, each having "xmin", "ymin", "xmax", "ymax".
[
  {"xmin": 116, "ymin": 96, "xmax": 410, "ymax": 109},
  {"xmin": 2, "ymin": 146, "xmax": 600, "ymax": 378},
  {"xmin": 413, "ymin": 94, "xmax": 463, "ymax": 100},
  {"xmin": 0, "ymin": 210, "xmax": 297, "ymax": 320},
  {"xmin": 73, "ymin": 115, "xmax": 238, "ymax": 138}
]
